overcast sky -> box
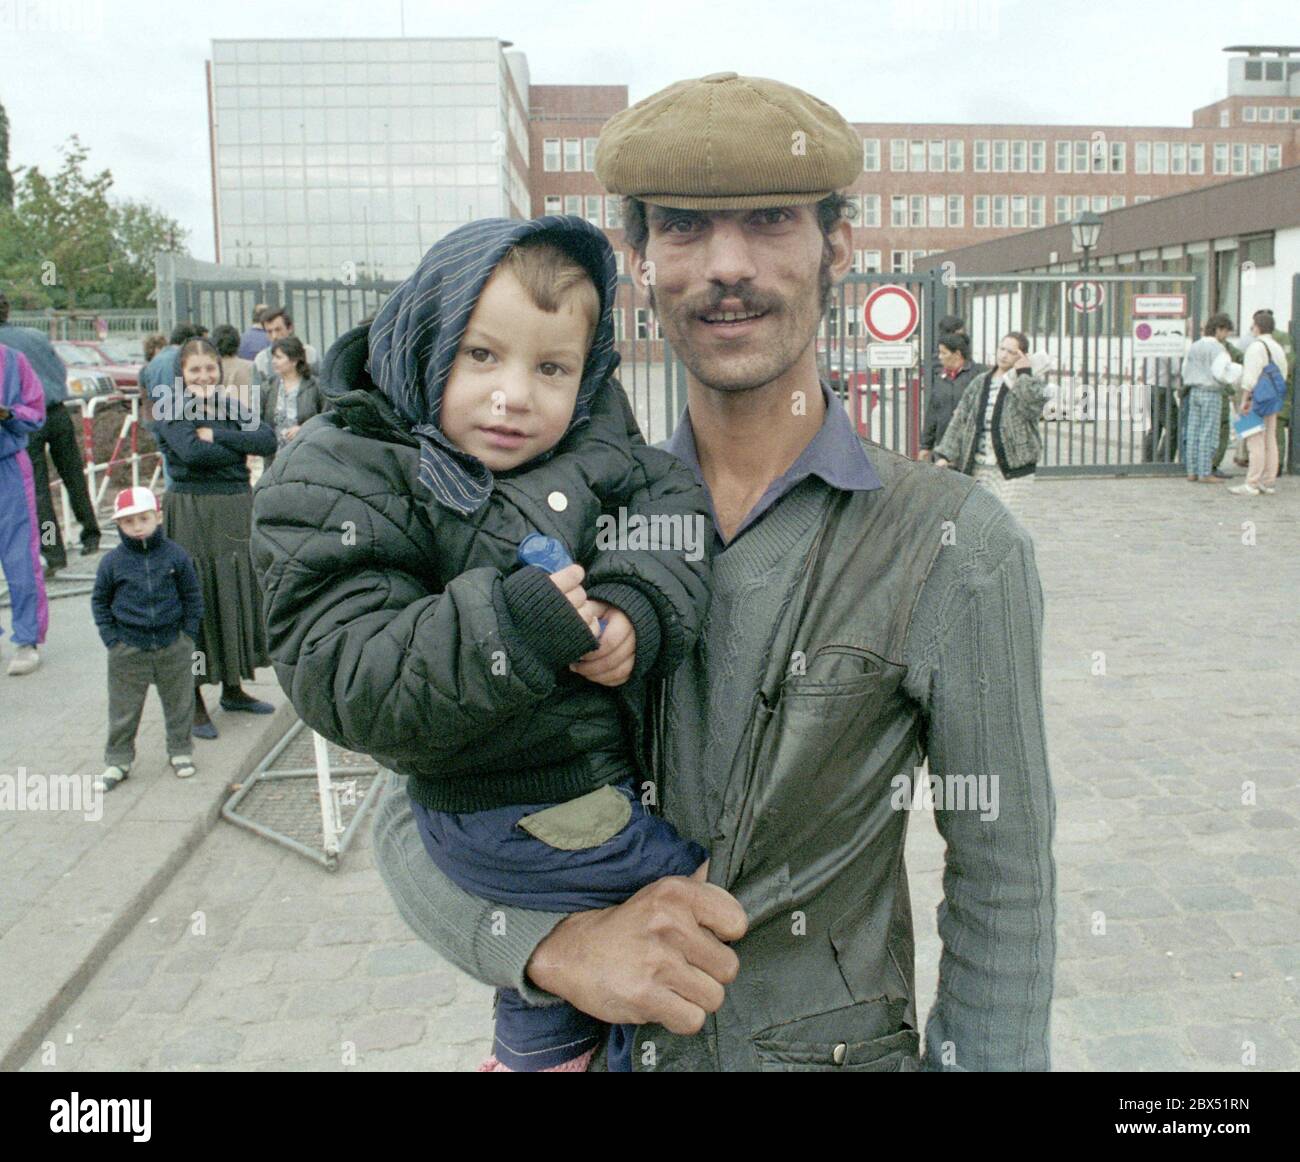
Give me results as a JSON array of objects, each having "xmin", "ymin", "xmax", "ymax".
[{"xmin": 1, "ymin": 0, "xmax": 1293, "ymax": 261}]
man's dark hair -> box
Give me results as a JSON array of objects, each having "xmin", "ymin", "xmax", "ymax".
[
  {"xmin": 620, "ymin": 193, "xmax": 852, "ymax": 256},
  {"xmin": 142, "ymin": 332, "xmax": 167, "ymax": 362},
  {"xmin": 211, "ymin": 323, "xmax": 241, "ymax": 358},
  {"xmin": 263, "ymin": 307, "xmax": 292, "ymax": 329},
  {"xmin": 1252, "ymin": 308, "xmax": 1275, "ymax": 334},
  {"xmin": 938, "ymin": 314, "xmax": 967, "ymax": 335},
  {"xmin": 0, "ymin": 291, "xmax": 10, "ymax": 324},
  {"xmin": 1204, "ymin": 313, "xmax": 1234, "ymax": 336},
  {"xmin": 253, "ymin": 302, "xmax": 270, "ymax": 325},
  {"xmin": 937, "ymin": 331, "xmax": 970, "ymax": 359},
  {"xmin": 169, "ymin": 321, "xmax": 205, "ymax": 347},
  {"xmin": 1006, "ymin": 330, "xmax": 1030, "ymax": 354}
]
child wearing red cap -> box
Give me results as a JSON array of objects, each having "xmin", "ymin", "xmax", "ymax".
[{"xmin": 91, "ymin": 486, "xmax": 205, "ymax": 791}]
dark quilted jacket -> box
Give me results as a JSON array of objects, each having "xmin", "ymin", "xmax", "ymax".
[{"xmin": 250, "ymin": 376, "xmax": 712, "ymax": 812}]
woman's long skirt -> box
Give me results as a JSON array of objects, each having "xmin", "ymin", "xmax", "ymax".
[
  {"xmin": 163, "ymin": 489, "xmax": 270, "ymax": 689},
  {"xmin": 971, "ymin": 461, "xmax": 1035, "ymax": 515}
]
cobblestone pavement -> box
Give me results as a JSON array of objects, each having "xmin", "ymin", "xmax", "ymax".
[{"xmin": 17, "ymin": 474, "xmax": 1300, "ymax": 1071}]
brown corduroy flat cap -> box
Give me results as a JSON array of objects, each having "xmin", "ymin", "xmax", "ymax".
[{"xmin": 595, "ymin": 72, "xmax": 863, "ymax": 210}]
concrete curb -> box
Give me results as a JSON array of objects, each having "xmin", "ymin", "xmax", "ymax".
[{"xmin": 0, "ymin": 698, "xmax": 299, "ymax": 1071}]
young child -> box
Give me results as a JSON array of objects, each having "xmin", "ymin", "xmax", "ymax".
[
  {"xmin": 252, "ymin": 215, "xmax": 713, "ymax": 1073},
  {"xmin": 91, "ymin": 487, "xmax": 204, "ymax": 791}
]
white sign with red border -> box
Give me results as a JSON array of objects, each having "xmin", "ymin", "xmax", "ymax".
[
  {"xmin": 861, "ymin": 284, "xmax": 919, "ymax": 343},
  {"xmin": 1133, "ymin": 293, "xmax": 1187, "ymax": 316}
]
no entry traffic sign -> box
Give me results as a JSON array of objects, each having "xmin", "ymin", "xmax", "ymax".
[
  {"xmin": 1069, "ymin": 280, "xmax": 1105, "ymax": 312},
  {"xmin": 862, "ymin": 284, "xmax": 920, "ymax": 343}
]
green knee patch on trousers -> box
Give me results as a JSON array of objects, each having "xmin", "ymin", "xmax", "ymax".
[{"xmin": 516, "ymin": 784, "xmax": 632, "ymax": 851}]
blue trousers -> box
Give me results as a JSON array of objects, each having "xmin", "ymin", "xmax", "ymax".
[
  {"xmin": 411, "ymin": 776, "xmax": 707, "ymax": 1071},
  {"xmin": 1185, "ymin": 388, "xmax": 1222, "ymax": 479}
]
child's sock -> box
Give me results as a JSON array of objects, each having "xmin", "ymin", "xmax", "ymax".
[{"xmin": 476, "ymin": 1046, "xmax": 596, "ymax": 1073}]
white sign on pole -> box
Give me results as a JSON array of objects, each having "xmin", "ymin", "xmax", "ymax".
[
  {"xmin": 1132, "ymin": 319, "xmax": 1188, "ymax": 357},
  {"xmin": 861, "ymin": 284, "xmax": 920, "ymax": 342},
  {"xmin": 1133, "ymin": 294, "xmax": 1187, "ymax": 316},
  {"xmin": 867, "ymin": 343, "xmax": 916, "ymax": 368}
]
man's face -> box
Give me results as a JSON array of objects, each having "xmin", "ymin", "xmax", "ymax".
[
  {"xmin": 265, "ymin": 316, "xmax": 292, "ymax": 342},
  {"xmin": 641, "ymin": 204, "xmax": 850, "ymax": 393},
  {"xmin": 439, "ymin": 267, "xmax": 590, "ymax": 472}
]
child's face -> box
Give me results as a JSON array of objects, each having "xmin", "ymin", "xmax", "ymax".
[
  {"xmin": 440, "ymin": 267, "xmax": 591, "ymax": 472},
  {"xmin": 117, "ymin": 509, "xmax": 160, "ymax": 539}
]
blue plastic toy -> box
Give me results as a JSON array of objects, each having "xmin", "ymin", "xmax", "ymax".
[{"xmin": 517, "ymin": 533, "xmax": 606, "ymax": 637}]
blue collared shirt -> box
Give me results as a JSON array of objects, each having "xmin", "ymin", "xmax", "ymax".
[{"xmin": 660, "ymin": 380, "xmax": 882, "ymax": 547}]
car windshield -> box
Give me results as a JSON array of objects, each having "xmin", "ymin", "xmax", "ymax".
[
  {"xmin": 55, "ymin": 343, "xmax": 103, "ymax": 366},
  {"xmin": 100, "ymin": 340, "xmax": 143, "ymax": 363}
]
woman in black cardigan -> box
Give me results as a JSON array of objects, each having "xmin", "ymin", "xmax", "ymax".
[{"xmin": 154, "ymin": 338, "xmax": 278, "ymax": 738}]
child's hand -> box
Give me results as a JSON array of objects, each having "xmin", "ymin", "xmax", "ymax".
[
  {"xmin": 548, "ymin": 563, "xmax": 602, "ymax": 637},
  {"xmin": 569, "ymin": 602, "xmax": 636, "ymax": 687}
]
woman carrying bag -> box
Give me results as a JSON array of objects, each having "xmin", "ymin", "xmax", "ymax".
[{"xmin": 934, "ymin": 331, "xmax": 1047, "ymax": 510}]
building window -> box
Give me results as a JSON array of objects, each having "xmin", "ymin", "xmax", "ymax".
[
  {"xmin": 890, "ymin": 250, "xmax": 908, "ymax": 273},
  {"xmin": 910, "ymin": 250, "xmax": 926, "ymax": 270},
  {"xmin": 1213, "ymin": 143, "xmax": 1228, "ymax": 174},
  {"xmin": 563, "ymin": 138, "xmax": 581, "ymax": 171},
  {"xmin": 1011, "ymin": 139, "xmax": 1027, "ymax": 172},
  {"xmin": 928, "ymin": 195, "xmax": 946, "ymax": 227},
  {"xmin": 583, "ymin": 137, "xmax": 598, "ymax": 172},
  {"xmin": 974, "ymin": 140, "xmax": 989, "ymax": 172},
  {"xmin": 862, "ymin": 193, "xmax": 881, "ymax": 227},
  {"xmin": 1010, "ymin": 195, "xmax": 1027, "ymax": 228},
  {"xmin": 1054, "ymin": 195, "xmax": 1070, "ymax": 223},
  {"xmin": 1073, "ymin": 140, "xmax": 1089, "ymax": 173},
  {"xmin": 1259, "ymin": 106, "xmax": 1273, "ymax": 122},
  {"xmin": 1055, "ymin": 140, "xmax": 1071, "ymax": 173},
  {"xmin": 862, "ymin": 250, "xmax": 882, "ymax": 273},
  {"xmin": 1276, "ymin": 106, "xmax": 1288, "ymax": 121},
  {"xmin": 890, "ymin": 195, "xmax": 907, "ymax": 227},
  {"xmin": 1109, "ymin": 195, "xmax": 1125, "ymax": 209},
  {"xmin": 604, "ymin": 195, "xmax": 622, "ymax": 229},
  {"xmin": 1135, "ymin": 141, "xmax": 1151, "ymax": 174},
  {"xmin": 1091, "ymin": 139, "xmax": 1107, "ymax": 174},
  {"xmin": 1248, "ymin": 143, "xmax": 1264, "ymax": 174},
  {"xmin": 564, "ymin": 194, "xmax": 581, "ymax": 215},
  {"xmin": 863, "ymin": 138, "xmax": 880, "ymax": 171},
  {"xmin": 614, "ymin": 251, "xmax": 625, "ymax": 276},
  {"xmin": 544, "ymin": 195, "xmax": 561, "ymax": 215},
  {"xmin": 1151, "ymin": 141, "xmax": 1168, "ymax": 174},
  {"xmin": 973, "ymin": 196, "xmax": 989, "ymax": 227},
  {"xmin": 890, "ymin": 139, "xmax": 907, "ymax": 171},
  {"xmin": 1292, "ymin": 108, "xmax": 1300, "ymax": 122},
  {"xmin": 947, "ymin": 194, "xmax": 963, "ymax": 227},
  {"xmin": 992, "ymin": 139, "xmax": 1008, "ymax": 172},
  {"xmin": 585, "ymin": 195, "xmax": 602, "ymax": 227},
  {"xmin": 1110, "ymin": 141, "xmax": 1126, "ymax": 173},
  {"xmin": 1134, "ymin": 195, "xmax": 1152, "ymax": 204},
  {"xmin": 1219, "ymin": 109, "xmax": 1230, "ymax": 127},
  {"xmin": 1091, "ymin": 195, "xmax": 1107, "ymax": 213},
  {"xmin": 543, "ymin": 138, "xmax": 561, "ymax": 172},
  {"xmin": 1030, "ymin": 140, "xmax": 1045, "ymax": 172},
  {"xmin": 928, "ymin": 140, "xmax": 945, "ymax": 172},
  {"xmin": 634, "ymin": 308, "xmax": 649, "ymax": 340},
  {"xmin": 910, "ymin": 140, "xmax": 926, "ymax": 172},
  {"xmin": 1029, "ymin": 195, "xmax": 1045, "ymax": 227},
  {"xmin": 1073, "ymin": 195, "xmax": 1088, "ymax": 216},
  {"xmin": 612, "ymin": 306, "xmax": 625, "ymax": 339},
  {"xmin": 948, "ymin": 139, "xmax": 964, "ymax": 172},
  {"xmin": 909, "ymin": 194, "xmax": 925, "ymax": 227},
  {"xmin": 1171, "ymin": 142, "xmax": 1186, "ymax": 174},
  {"xmin": 1231, "ymin": 143, "xmax": 1246, "ymax": 174},
  {"xmin": 1266, "ymin": 143, "xmax": 1282, "ymax": 170},
  {"xmin": 991, "ymin": 195, "xmax": 1007, "ymax": 227},
  {"xmin": 1243, "ymin": 105, "xmax": 1257, "ymax": 122},
  {"xmin": 1189, "ymin": 143, "xmax": 1205, "ymax": 174}
]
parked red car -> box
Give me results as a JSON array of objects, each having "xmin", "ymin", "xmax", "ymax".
[{"xmin": 54, "ymin": 340, "xmax": 140, "ymax": 391}]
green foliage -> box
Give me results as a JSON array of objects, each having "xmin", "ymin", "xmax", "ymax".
[{"xmin": 0, "ymin": 134, "xmax": 187, "ymax": 310}]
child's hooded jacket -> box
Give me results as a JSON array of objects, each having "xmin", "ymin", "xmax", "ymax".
[{"xmin": 250, "ymin": 216, "xmax": 711, "ymax": 812}]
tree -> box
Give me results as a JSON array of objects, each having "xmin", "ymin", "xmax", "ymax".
[
  {"xmin": 0, "ymin": 99, "xmax": 14, "ymax": 210},
  {"xmin": 0, "ymin": 134, "xmax": 186, "ymax": 310}
]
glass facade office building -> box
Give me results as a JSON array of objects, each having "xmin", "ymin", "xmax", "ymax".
[{"xmin": 207, "ymin": 38, "xmax": 531, "ymax": 280}]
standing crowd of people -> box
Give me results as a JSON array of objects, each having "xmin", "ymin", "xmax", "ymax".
[{"xmin": 1, "ymin": 298, "xmax": 331, "ymax": 790}]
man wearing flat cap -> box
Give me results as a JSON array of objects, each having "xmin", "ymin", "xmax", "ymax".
[{"xmin": 373, "ymin": 73, "xmax": 1056, "ymax": 1072}]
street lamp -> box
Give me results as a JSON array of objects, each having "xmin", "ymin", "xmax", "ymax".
[{"xmin": 1070, "ymin": 212, "xmax": 1104, "ymax": 408}]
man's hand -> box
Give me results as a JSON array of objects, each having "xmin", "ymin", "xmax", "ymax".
[
  {"xmin": 934, "ymin": 456, "xmax": 951, "ymax": 468},
  {"xmin": 196, "ymin": 426, "xmax": 214, "ymax": 442},
  {"xmin": 526, "ymin": 861, "xmax": 747, "ymax": 1034},
  {"xmin": 917, "ymin": 448, "xmax": 932, "ymax": 462},
  {"xmin": 285, "ymin": 424, "xmax": 302, "ymax": 440},
  {"xmin": 569, "ymin": 601, "xmax": 636, "ymax": 686}
]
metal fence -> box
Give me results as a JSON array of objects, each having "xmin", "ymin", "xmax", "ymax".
[
  {"xmin": 946, "ymin": 274, "xmax": 1203, "ymax": 475},
  {"xmin": 7, "ymin": 309, "xmax": 159, "ymax": 341}
]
